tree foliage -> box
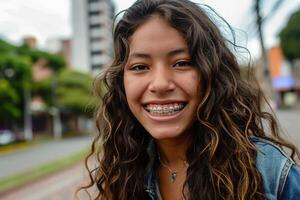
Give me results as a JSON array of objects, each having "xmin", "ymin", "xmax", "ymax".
[
  {"xmin": 17, "ymin": 44, "xmax": 65, "ymax": 71},
  {"xmin": 56, "ymin": 69, "xmax": 95, "ymax": 117},
  {"xmin": 0, "ymin": 40, "xmax": 15, "ymax": 54},
  {"xmin": 32, "ymin": 69, "xmax": 96, "ymax": 117},
  {"xmin": 0, "ymin": 38, "xmax": 93, "ymax": 123},
  {"xmin": 32, "ymin": 77, "xmax": 52, "ymax": 105},
  {"xmin": 0, "ymin": 54, "xmax": 32, "ymax": 120},
  {"xmin": 0, "ymin": 39, "xmax": 66, "ymax": 121},
  {"xmin": 0, "ymin": 79, "xmax": 20, "ymax": 119},
  {"xmin": 279, "ymin": 9, "xmax": 300, "ymax": 61}
]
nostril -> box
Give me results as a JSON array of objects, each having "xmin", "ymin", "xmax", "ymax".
[{"xmin": 148, "ymin": 80, "xmax": 175, "ymax": 93}]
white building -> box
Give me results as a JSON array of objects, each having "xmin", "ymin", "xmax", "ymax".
[{"xmin": 71, "ymin": 0, "xmax": 115, "ymax": 73}]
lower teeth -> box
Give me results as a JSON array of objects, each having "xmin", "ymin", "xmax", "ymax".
[{"xmin": 149, "ymin": 111, "xmax": 177, "ymax": 116}]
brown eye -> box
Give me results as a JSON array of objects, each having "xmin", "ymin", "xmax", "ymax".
[
  {"xmin": 130, "ymin": 64, "xmax": 149, "ymax": 72},
  {"xmin": 173, "ymin": 60, "xmax": 193, "ymax": 68}
]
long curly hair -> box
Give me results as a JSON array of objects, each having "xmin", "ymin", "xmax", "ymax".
[{"xmin": 76, "ymin": 0, "xmax": 299, "ymax": 199}]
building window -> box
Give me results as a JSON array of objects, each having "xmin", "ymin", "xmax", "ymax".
[
  {"xmin": 91, "ymin": 50, "xmax": 103, "ymax": 56},
  {"xmin": 89, "ymin": 2, "xmax": 101, "ymax": 12},
  {"xmin": 89, "ymin": 15, "xmax": 102, "ymax": 26},
  {"xmin": 89, "ymin": 10, "xmax": 101, "ymax": 16},
  {"xmin": 90, "ymin": 37, "xmax": 103, "ymax": 42},
  {"xmin": 89, "ymin": 23, "xmax": 102, "ymax": 29},
  {"xmin": 92, "ymin": 64, "xmax": 103, "ymax": 70}
]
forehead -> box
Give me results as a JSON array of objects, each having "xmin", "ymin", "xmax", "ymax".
[{"xmin": 128, "ymin": 15, "xmax": 188, "ymax": 53}]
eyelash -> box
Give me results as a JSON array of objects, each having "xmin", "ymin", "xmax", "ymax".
[
  {"xmin": 173, "ymin": 60, "xmax": 193, "ymax": 68},
  {"xmin": 130, "ymin": 64, "xmax": 149, "ymax": 71},
  {"xmin": 129, "ymin": 60, "xmax": 193, "ymax": 72}
]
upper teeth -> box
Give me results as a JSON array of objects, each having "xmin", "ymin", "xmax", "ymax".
[{"xmin": 145, "ymin": 103, "xmax": 185, "ymax": 114}]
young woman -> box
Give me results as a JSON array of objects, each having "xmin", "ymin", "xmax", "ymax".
[{"xmin": 78, "ymin": 0, "xmax": 300, "ymax": 199}]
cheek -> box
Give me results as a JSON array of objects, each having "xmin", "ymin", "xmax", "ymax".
[
  {"xmin": 124, "ymin": 75, "xmax": 133, "ymax": 104},
  {"xmin": 123, "ymin": 74, "xmax": 145, "ymax": 105},
  {"xmin": 176, "ymin": 71, "xmax": 201, "ymax": 97},
  {"xmin": 191, "ymin": 71, "xmax": 201, "ymax": 96}
]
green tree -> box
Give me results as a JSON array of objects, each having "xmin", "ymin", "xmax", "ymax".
[
  {"xmin": 17, "ymin": 44, "xmax": 65, "ymax": 71},
  {"xmin": 0, "ymin": 54, "xmax": 31, "ymax": 121},
  {"xmin": 279, "ymin": 10, "xmax": 300, "ymax": 61},
  {"xmin": 56, "ymin": 69, "xmax": 95, "ymax": 117},
  {"xmin": 32, "ymin": 77, "xmax": 52, "ymax": 105},
  {"xmin": 32, "ymin": 69, "xmax": 95, "ymax": 116},
  {"xmin": 0, "ymin": 39, "xmax": 66, "ymax": 122},
  {"xmin": 0, "ymin": 39, "xmax": 16, "ymax": 54},
  {"xmin": 0, "ymin": 79, "xmax": 20, "ymax": 119}
]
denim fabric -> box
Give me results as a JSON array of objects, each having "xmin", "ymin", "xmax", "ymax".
[
  {"xmin": 144, "ymin": 136, "xmax": 300, "ymax": 200},
  {"xmin": 251, "ymin": 137, "xmax": 300, "ymax": 200},
  {"xmin": 280, "ymin": 163, "xmax": 300, "ymax": 199}
]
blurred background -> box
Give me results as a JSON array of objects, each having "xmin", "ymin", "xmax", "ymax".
[{"xmin": 0, "ymin": 0, "xmax": 299, "ymax": 199}]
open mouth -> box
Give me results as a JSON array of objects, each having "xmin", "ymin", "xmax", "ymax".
[{"xmin": 143, "ymin": 103, "xmax": 187, "ymax": 116}]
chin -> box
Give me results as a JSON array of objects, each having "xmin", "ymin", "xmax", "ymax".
[{"xmin": 147, "ymin": 127, "xmax": 185, "ymax": 140}]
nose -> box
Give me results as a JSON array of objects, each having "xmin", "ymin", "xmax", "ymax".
[{"xmin": 148, "ymin": 65, "xmax": 175, "ymax": 94}]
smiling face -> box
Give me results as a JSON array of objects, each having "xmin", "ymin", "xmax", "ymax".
[{"xmin": 123, "ymin": 15, "xmax": 201, "ymax": 141}]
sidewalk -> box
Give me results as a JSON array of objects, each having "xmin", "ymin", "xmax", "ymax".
[{"xmin": 0, "ymin": 162, "xmax": 88, "ymax": 200}]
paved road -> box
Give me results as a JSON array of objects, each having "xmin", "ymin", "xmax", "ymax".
[
  {"xmin": 276, "ymin": 110, "xmax": 300, "ymax": 148},
  {"xmin": 0, "ymin": 136, "xmax": 92, "ymax": 179}
]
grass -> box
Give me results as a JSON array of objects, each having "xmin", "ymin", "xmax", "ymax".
[{"xmin": 0, "ymin": 148, "xmax": 89, "ymax": 193}]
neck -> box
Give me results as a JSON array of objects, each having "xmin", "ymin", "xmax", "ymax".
[{"xmin": 156, "ymin": 132, "xmax": 191, "ymax": 166}]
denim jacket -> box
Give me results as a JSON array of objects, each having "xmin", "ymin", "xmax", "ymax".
[{"xmin": 144, "ymin": 137, "xmax": 300, "ymax": 200}]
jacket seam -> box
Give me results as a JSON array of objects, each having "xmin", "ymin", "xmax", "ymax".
[{"xmin": 278, "ymin": 159, "xmax": 293, "ymax": 198}]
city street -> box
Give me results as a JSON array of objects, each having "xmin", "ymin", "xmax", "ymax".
[
  {"xmin": 0, "ymin": 136, "xmax": 92, "ymax": 179},
  {"xmin": 0, "ymin": 0, "xmax": 299, "ymax": 199},
  {"xmin": 0, "ymin": 110, "xmax": 298, "ymax": 200}
]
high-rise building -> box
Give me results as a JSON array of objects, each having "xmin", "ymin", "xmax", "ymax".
[{"xmin": 71, "ymin": 0, "xmax": 115, "ymax": 73}]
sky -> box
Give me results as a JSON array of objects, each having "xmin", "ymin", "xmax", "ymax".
[{"xmin": 0, "ymin": 0, "xmax": 299, "ymax": 59}]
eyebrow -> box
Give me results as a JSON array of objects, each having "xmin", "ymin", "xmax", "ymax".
[
  {"xmin": 128, "ymin": 47, "xmax": 189, "ymax": 59},
  {"xmin": 168, "ymin": 48, "xmax": 188, "ymax": 57}
]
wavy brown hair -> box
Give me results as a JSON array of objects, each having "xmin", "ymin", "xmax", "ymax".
[{"xmin": 76, "ymin": 0, "xmax": 300, "ymax": 199}]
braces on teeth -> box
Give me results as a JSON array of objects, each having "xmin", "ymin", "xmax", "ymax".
[{"xmin": 145, "ymin": 104, "xmax": 185, "ymax": 116}]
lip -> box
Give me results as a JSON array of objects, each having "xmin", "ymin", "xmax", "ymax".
[{"xmin": 142, "ymin": 104, "xmax": 186, "ymax": 122}]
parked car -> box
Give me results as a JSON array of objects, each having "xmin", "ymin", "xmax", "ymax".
[{"xmin": 0, "ymin": 130, "xmax": 17, "ymax": 145}]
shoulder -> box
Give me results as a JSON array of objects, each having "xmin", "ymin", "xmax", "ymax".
[
  {"xmin": 250, "ymin": 136, "xmax": 298, "ymax": 199},
  {"xmin": 250, "ymin": 136, "xmax": 293, "ymax": 164}
]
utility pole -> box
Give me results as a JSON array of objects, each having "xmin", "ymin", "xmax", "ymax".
[
  {"xmin": 51, "ymin": 75, "xmax": 62, "ymax": 139},
  {"xmin": 24, "ymin": 86, "xmax": 33, "ymax": 141},
  {"xmin": 254, "ymin": 0, "xmax": 275, "ymax": 106},
  {"xmin": 255, "ymin": 0, "xmax": 270, "ymax": 79}
]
